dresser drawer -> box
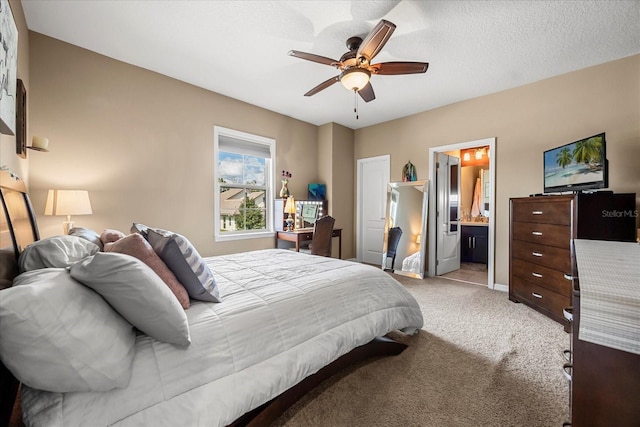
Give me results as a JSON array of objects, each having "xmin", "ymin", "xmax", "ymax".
[
  {"xmin": 512, "ymin": 221, "xmax": 571, "ymax": 248},
  {"xmin": 511, "ymin": 240, "xmax": 571, "ymax": 271},
  {"xmin": 512, "ymin": 258, "xmax": 572, "ymax": 297},
  {"xmin": 510, "ymin": 276, "xmax": 569, "ymax": 320},
  {"xmin": 511, "ymin": 199, "xmax": 572, "ymax": 225}
]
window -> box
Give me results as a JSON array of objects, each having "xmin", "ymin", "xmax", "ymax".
[{"xmin": 214, "ymin": 126, "xmax": 275, "ymax": 241}]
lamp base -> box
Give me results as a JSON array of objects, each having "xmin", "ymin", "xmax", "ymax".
[
  {"xmin": 285, "ymin": 215, "xmax": 294, "ymax": 232},
  {"xmin": 63, "ymin": 220, "xmax": 74, "ymax": 235}
]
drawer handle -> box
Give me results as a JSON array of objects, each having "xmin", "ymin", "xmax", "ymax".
[
  {"xmin": 532, "ymin": 292, "xmax": 543, "ymax": 299},
  {"xmin": 563, "ymin": 273, "xmax": 573, "ymax": 281},
  {"xmin": 532, "ymin": 252, "xmax": 543, "ymax": 257},
  {"xmin": 531, "ymin": 231, "xmax": 543, "ymax": 236},
  {"xmin": 563, "ymin": 307, "xmax": 573, "ymax": 322},
  {"xmin": 532, "ymin": 210, "xmax": 543, "ymax": 215},
  {"xmin": 563, "ymin": 349, "xmax": 572, "ymax": 362},
  {"xmin": 532, "ymin": 272, "xmax": 542, "ymax": 278},
  {"xmin": 563, "ymin": 363, "xmax": 572, "ymax": 381}
]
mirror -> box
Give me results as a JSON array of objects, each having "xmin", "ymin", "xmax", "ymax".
[
  {"xmin": 381, "ymin": 180, "xmax": 429, "ymax": 279},
  {"xmin": 295, "ymin": 200, "xmax": 327, "ymax": 229},
  {"xmin": 461, "ymin": 165, "xmax": 489, "ymax": 222}
]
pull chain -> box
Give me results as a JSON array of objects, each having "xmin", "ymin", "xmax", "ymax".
[{"xmin": 353, "ymin": 89, "xmax": 359, "ymax": 120}]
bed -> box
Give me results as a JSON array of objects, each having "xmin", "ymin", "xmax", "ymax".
[
  {"xmin": 0, "ymin": 170, "xmax": 424, "ymax": 427},
  {"xmin": 402, "ymin": 251, "xmax": 422, "ymax": 275}
]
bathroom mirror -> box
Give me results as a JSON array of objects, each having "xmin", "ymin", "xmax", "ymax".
[{"xmin": 381, "ymin": 180, "xmax": 429, "ymax": 279}]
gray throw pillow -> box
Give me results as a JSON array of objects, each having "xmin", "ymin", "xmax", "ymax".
[
  {"xmin": 130, "ymin": 222, "xmax": 149, "ymax": 239},
  {"xmin": 70, "ymin": 252, "xmax": 191, "ymax": 347},
  {"xmin": 68, "ymin": 227, "xmax": 104, "ymax": 250},
  {"xmin": 146, "ymin": 228, "xmax": 220, "ymax": 302}
]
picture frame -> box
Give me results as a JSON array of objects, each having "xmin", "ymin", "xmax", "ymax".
[
  {"xmin": 16, "ymin": 79, "xmax": 26, "ymax": 158},
  {"xmin": 0, "ymin": 0, "xmax": 18, "ymax": 135},
  {"xmin": 308, "ymin": 183, "xmax": 326, "ymax": 201}
]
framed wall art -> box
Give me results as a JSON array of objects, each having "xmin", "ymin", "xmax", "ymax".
[
  {"xmin": 16, "ymin": 79, "xmax": 25, "ymax": 158},
  {"xmin": 0, "ymin": 0, "xmax": 18, "ymax": 135}
]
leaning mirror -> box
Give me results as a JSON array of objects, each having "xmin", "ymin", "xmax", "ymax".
[{"xmin": 381, "ymin": 180, "xmax": 428, "ymax": 279}]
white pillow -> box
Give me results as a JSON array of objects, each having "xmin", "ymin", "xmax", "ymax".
[
  {"xmin": 0, "ymin": 268, "xmax": 136, "ymax": 393},
  {"xmin": 18, "ymin": 235, "xmax": 100, "ymax": 272},
  {"xmin": 70, "ymin": 252, "xmax": 191, "ymax": 347}
]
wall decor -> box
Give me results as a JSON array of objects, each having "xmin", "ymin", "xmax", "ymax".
[
  {"xmin": 0, "ymin": 0, "xmax": 18, "ymax": 135},
  {"xmin": 308, "ymin": 183, "xmax": 326, "ymax": 201},
  {"xmin": 402, "ymin": 161, "xmax": 417, "ymax": 182},
  {"xmin": 16, "ymin": 79, "xmax": 25, "ymax": 158}
]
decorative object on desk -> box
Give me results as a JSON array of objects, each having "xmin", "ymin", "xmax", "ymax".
[
  {"xmin": 283, "ymin": 196, "xmax": 296, "ymax": 231},
  {"xmin": 279, "ymin": 170, "xmax": 292, "ymax": 198},
  {"xmin": 29, "ymin": 136, "xmax": 50, "ymax": 152},
  {"xmin": 402, "ymin": 161, "xmax": 416, "ymax": 182},
  {"xmin": 0, "ymin": 0, "xmax": 18, "ymax": 135},
  {"xmin": 308, "ymin": 183, "xmax": 326, "ymax": 201},
  {"xmin": 44, "ymin": 189, "xmax": 93, "ymax": 234},
  {"xmin": 16, "ymin": 79, "xmax": 26, "ymax": 158}
]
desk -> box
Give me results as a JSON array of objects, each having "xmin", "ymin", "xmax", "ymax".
[{"xmin": 275, "ymin": 228, "xmax": 342, "ymax": 259}]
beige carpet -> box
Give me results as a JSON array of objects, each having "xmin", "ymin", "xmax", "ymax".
[{"xmin": 274, "ymin": 274, "xmax": 570, "ymax": 427}]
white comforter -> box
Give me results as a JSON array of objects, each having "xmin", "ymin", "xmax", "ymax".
[
  {"xmin": 402, "ymin": 251, "xmax": 422, "ymax": 274},
  {"xmin": 22, "ymin": 249, "xmax": 423, "ymax": 427}
]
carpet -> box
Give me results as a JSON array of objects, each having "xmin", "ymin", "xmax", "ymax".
[{"xmin": 274, "ymin": 274, "xmax": 570, "ymax": 427}]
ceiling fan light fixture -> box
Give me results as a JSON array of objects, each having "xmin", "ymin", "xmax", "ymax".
[{"xmin": 340, "ymin": 68, "xmax": 371, "ymax": 92}]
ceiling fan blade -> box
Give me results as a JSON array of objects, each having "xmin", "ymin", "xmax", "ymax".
[
  {"xmin": 371, "ymin": 62, "xmax": 429, "ymax": 75},
  {"xmin": 304, "ymin": 75, "xmax": 341, "ymax": 97},
  {"xmin": 358, "ymin": 82, "xmax": 375, "ymax": 103},
  {"xmin": 288, "ymin": 50, "xmax": 340, "ymax": 67},
  {"xmin": 357, "ymin": 19, "xmax": 396, "ymax": 61}
]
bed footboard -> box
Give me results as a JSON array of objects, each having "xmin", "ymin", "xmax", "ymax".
[{"xmin": 229, "ymin": 336, "xmax": 407, "ymax": 427}]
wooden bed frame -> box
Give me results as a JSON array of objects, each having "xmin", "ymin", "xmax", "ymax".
[{"xmin": 0, "ymin": 170, "xmax": 407, "ymax": 427}]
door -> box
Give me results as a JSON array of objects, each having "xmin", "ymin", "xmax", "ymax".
[
  {"xmin": 436, "ymin": 153, "xmax": 461, "ymax": 275},
  {"xmin": 357, "ymin": 155, "xmax": 390, "ymax": 264}
]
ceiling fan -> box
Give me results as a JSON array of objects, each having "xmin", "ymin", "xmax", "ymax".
[{"xmin": 288, "ymin": 19, "xmax": 429, "ymax": 104}]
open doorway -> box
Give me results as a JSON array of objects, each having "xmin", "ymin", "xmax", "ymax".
[{"xmin": 427, "ymin": 138, "xmax": 496, "ymax": 289}]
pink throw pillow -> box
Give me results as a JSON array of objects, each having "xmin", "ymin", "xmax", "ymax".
[
  {"xmin": 104, "ymin": 234, "xmax": 190, "ymax": 309},
  {"xmin": 100, "ymin": 229, "xmax": 126, "ymax": 245}
]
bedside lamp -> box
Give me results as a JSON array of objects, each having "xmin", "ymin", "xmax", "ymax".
[
  {"xmin": 44, "ymin": 189, "xmax": 93, "ymax": 234},
  {"xmin": 284, "ymin": 196, "xmax": 296, "ymax": 231}
]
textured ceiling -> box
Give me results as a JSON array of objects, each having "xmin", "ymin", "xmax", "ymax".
[{"xmin": 22, "ymin": 0, "xmax": 640, "ymax": 130}]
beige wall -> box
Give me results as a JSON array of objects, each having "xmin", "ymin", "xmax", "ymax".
[
  {"xmin": 0, "ymin": 0, "xmax": 29, "ymax": 182},
  {"xmin": 317, "ymin": 122, "xmax": 355, "ymax": 258},
  {"xmin": 28, "ymin": 32, "xmax": 319, "ymax": 256},
  {"xmin": 18, "ymin": 27, "xmax": 640, "ymax": 277},
  {"xmin": 355, "ymin": 54, "xmax": 640, "ymax": 285},
  {"xmin": 331, "ymin": 123, "xmax": 355, "ymax": 258}
]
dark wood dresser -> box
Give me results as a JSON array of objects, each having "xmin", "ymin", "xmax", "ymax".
[
  {"xmin": 568, "ymin": 240, "xmax": 640, "ymax": 426},
  {"xmin": 509, "ymin": 192, "xmax": 636, "ymax": 330}
]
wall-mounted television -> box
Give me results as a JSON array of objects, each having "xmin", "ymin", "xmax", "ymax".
[{"xmin": 543, "ymin": 132, "xmax": 608, "ymax": 194}]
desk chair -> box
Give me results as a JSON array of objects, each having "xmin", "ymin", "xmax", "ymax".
[
  {"xmin": 304, "ymin": 215, "xmax": 335, "ymax": 257},
  {"xmin": 384, "ymin": 227, "xmax": 403, "ymax": 272}
]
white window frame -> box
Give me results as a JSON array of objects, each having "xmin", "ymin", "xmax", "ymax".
[{"xmin": 214, "ymin": 126, "xmax": 275, "ymax": 242}]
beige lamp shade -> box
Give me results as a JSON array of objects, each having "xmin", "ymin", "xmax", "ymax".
[
  {"xmin": 45, "ymin": 190, "xmax": 93, "ymax": 234},
  {"xmin": 284, "ymin": 196, "xmax": 296, "ymax": 214},
  {"xmin": 45, "ymin": 190, "xmax": 93, "ymax": 216}
]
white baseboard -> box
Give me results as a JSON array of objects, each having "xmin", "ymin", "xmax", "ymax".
[{"xmin": 492, "ymin": 283, "xmax": 508, "ymax": 293}]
